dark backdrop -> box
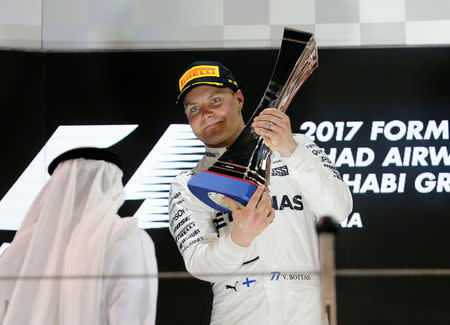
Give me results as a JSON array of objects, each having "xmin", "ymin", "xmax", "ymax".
[{"xmin": 0, "ymin": 47, "xmax": 449, "ymax": 324}]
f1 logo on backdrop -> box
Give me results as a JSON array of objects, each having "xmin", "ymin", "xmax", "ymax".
[
  {"xmin": 0, "ymin": 124, "xmax": 204, "ymax": 230},
  {"xmin": 0, "ymin": 124, "xmax": 361, "ymax": 231}
]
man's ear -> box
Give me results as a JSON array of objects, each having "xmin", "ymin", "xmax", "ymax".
[{"xmin": 235, "ymin": 90, "xmax": 244, "ymax": 112}]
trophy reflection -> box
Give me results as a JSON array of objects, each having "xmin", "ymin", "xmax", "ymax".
[{"xmin": 188, "ymin": 28, "xmax": 319, "ymax": 213}]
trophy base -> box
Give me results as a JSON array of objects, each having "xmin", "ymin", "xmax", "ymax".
[{"xmin": 187, "ymin": 170, "xmax": 258, "ymax": 213}]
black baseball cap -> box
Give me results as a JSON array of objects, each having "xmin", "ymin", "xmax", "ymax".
[{"xmin": 176, "ymin": 61, "xmax": 239, "ymax": 106}]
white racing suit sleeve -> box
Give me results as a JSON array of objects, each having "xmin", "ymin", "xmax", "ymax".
[
  {"xmin": 168, "ymin": 172, "xmax": 252, "ymax": 283},
  {"xmin": 283, "ymin": 134, "xmax": 353, "ymax": 223}
]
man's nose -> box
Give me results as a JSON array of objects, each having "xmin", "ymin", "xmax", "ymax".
[{"xmin": 201, "ymin": 103, "xmax": 214, "ymax": 117}]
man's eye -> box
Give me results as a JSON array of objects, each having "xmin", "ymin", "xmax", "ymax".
[
  {"xmin": 211, "ymin": 97, "xmax": 220, "ymax": 104},
  {"xmin": 190, "ymin": 106, "xmax": 200, "ymax": 113}
]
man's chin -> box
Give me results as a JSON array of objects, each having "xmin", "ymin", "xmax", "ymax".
[
  {"xmin": 201, "ymin": 128, "xmax": 224, "ymax": 143},
  {"xmin": 201, "ymin": 133, "xmax": 230, "ymax": 148},
  {"xmin": 203, "ymin": 138, "xmax": 226, "ymax": 148},
  {"xmin": 203, "ymin": 121, "xmax": 224, "ymax": 133}
]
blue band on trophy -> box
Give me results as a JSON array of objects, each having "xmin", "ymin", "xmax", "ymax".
[{"xmin": 187, "ymin": 170, "xmax": 258, "ymax": 213}]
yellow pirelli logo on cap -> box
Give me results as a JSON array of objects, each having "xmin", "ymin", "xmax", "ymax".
[{"xmin": 179, "ymin": 65, "xmax": 220, "ymax": 91}]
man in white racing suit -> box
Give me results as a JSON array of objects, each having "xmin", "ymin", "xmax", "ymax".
[{"xmin": 168, "ymin": 61, "xmax": 353, "ymax": 324}]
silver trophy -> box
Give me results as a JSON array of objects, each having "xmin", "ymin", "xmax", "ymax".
[{"xmin": 188, "ymin": 28, "xmax": 319, "ymax": 212}]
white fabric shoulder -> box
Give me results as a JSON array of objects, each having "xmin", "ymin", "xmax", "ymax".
[
  {"xmin": 0, "ymin": 159, "xmax": 127, "ymax": 325},
  {"xmin": 105, "ymin": 218, "xmax": 158, "ymax": 325}
]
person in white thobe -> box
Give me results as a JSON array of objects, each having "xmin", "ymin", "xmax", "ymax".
[{"xmin": 0, "ymin": 147, "xmax": 158, "ymax": 325}]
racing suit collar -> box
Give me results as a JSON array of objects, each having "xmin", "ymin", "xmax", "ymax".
[
  {"xmin": 204, "ymin": 146, "xmax": 227, "ymax": 159},
  {"xmin": 199, "ymin": 146, "xmax": 227, "ymax": 171}
]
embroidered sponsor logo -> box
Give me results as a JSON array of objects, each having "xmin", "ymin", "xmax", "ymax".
[
  {"xmin": 173, "ymin": 208, "xmax": 185, "ymax": 219},
  {"xmin": 283, "ymin": 273, "xmax": 312, "ymax": 280},
  {"xmin": 323, "ymin": 163, "xmax": 342, "ymax": 180},
  {"xmin": 180, "ymin": 235, "xmax": 203, "ymax": 252},
  {"xmin": 175, "ymin": 222, "xmax": 196, "ymax": 241},
  {"xmin": 243, "ymin": 277, "xmax": 256, "ymax": 287},
  {"xmin": 212, "ymin": 211, "xmax": 233, "ymax": 231},
  {"xmin": 172, "ymin": 215, "xmax": 190, "ymax": 233},
  {"xmin": 169, "ymin": 191, "xmax": 181, "ymax": 204},
  {"xmin": 179, "ymin": 65, "xmax": 220, "ymax": 90},
  {"xmin": 270, "ymin": 272, "xmax": 281, "ymax": 281},
  {"xmin": 312, "ymin": 149, "xmax": 323, "ymax": 156},
  {"xmin": 272, "ymin": 194, "xmax": 303, "ymax": 211},
  {"xmin": 271, "ymin": 165, "xmax": 289, "ymax": 176},
  {"xmin": 178, "ymin": 229, "xmax": 201, "ymax": 248},
  {"xmin": 270, "ymin": 272, "xmax": 312, "ymax": 281},
  {"xmin": 168, "ymin": 198, "xmax": 185, "ymax": 215},
  {"xmin": 306, "ymin": 143, "xmax": 343, "ymax": 181},
  {"xmin": 225, "ymin": 281, "xmax": 238, "ymax": 292},
  {"xmin": 205, "ymin": 151, "xmax": 219, "ymax": 158}
]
